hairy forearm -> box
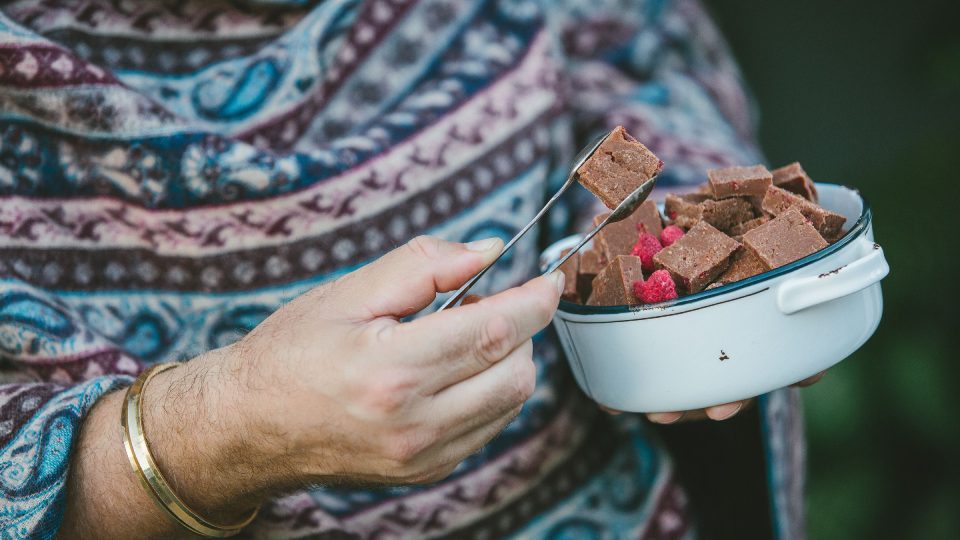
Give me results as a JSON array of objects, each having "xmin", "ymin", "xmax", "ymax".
[
  {"xmin": 60, "ymin": 348, "xmax": 273, "ymax": 539},
  {"xmin": 60, "ymin": 389, "xmax": 173, "ymax": 539}
]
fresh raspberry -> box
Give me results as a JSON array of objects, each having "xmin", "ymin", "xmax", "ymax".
[
  {"xmin": 660, "ymin": 225, "xmax": 685, "ymax": 247},
  {"xmin": 632, "ymin": 279, "xmax": 645, "ymax": 301},
  {"xmin": 635, "ymin": 270, "xmax": 678, "ymax": 303},
  {"xmin": 630, "ymin": 233, "xmax": 662, "ymax": 272}
]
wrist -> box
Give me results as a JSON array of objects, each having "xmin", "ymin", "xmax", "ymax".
[
  {"xmin": 228, "ymin": 337, "xmax": 325, "ymax": 486},
  {"xmin": 142, "ymin": 348, "xmax": 281, "ymax": 521}
]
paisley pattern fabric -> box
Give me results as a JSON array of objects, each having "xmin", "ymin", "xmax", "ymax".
[{"xmin": 0, "ymin": 1, "xmax": 805, "ymax": 538}]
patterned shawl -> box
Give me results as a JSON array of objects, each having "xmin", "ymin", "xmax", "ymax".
[{"xmin": 0, "ymin": 1, "xmax": 804, "ymax": 538}]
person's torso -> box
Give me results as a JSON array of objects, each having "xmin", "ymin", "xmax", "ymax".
[{"xmin": 0, "ymin": 1, "xmax": 686, "ymax": 537}]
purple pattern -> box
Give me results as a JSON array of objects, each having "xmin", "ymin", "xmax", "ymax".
[
  {"xmin": 0, "ymin": 1, "xmax": 803, "ymax": 538},
  {"xmin": 0, "ymin": 45, "xmax": 119, "ymax": 87}
]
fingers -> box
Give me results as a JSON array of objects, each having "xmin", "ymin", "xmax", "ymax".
[
  {"xmin": 428, "ymin": 339, "xmax": 536, "ymax": 432},
  {"xmin": 792, "ymin": 370, "xmax": 827, "ymax": 387},
  {"xmin": 646, "ymin": 411, "xmax": 685, "ymax": 424},
  {"xmin": 395, "ymin": 341, "xmax": 534, "ymax": 484},
  {"xmin": 704, "ymin": 401, "xmax": 745, "ymax": 420},
  {"xmin": 439, "ymin": 405, "xmax": 520, "ymax": 464},
  {"xmin": 643, "ymin": 370, "xmax": 825, "ymax": 425},
  {"xmin": 394, "ymin": 272, "xmax": 562, "ymax": 391},
  {"xmin": 645, "ymin": 399, "xmax": 752, "ymax": 424},
  {"xmin": 427, "ymin": 341, "xmax": 534, "ymax": 441},
  {"xmin": 408, "ymin": 403, "xmax": 522, "ymax": 484},
  {"xmin": 333, "ymin": 235, "xmax": 504, "ymax": 320}
]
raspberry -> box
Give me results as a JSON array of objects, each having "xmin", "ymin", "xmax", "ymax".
[
  {"xmin": 660, "ymin": 225, "xmax": 685, "ymax": 247},
  {"xmin": 632, "ymin": 279, "xmax": 645, "ymax": 300},
  {"xmin": 635, "ymin": 270, "xmax": 678, "ymax": 303},
  {"xmin": 630, "ymin": 233, "xmax": 662, "ymax": 272}
]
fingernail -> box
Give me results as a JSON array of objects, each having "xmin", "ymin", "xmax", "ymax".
[
  {"xmin": 465, "ymin": 237, "xmax": 502, "ymax": 252},
  {"xmin": 708, "ymin": 402, "xmax": 743, "ymax": 421},
  {"xmin": 797, "ymin": 371, "xmax": 826, "ymax": 387},
  {"xmin": 550, "ymin": 270, "xmax": 565, "ymax": 295},
  {"xmin": 647, "ymin": 412, "xmax": 684, "ymax": 424}
]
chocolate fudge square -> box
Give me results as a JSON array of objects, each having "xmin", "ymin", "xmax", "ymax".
[
  {"xmin": 761, "ymin": 185, "xmax": 845, "ymax": 239},
  {"xmin": 707, "ymin": 165, "xmax": 773, "ymax": 199},
  {"xmin": 653, "ymin": 222, "xmax": 741, "ymax": 294},
  {"xmin": 664, "ymin": 193, "xmax": 711, "ymax": 230},
  {"xmin": 634, "ymin": 199, "xmax": 664, "ymax": 236},
  {"xmin": 577, "ymin": 126, "xmax": 662, "ymax": 210},
  {"xmin": 772, "ymin": 162, "xmax": 818, "ymax": 202},
  {"xmin": 587, "ymin": 255, "xmax": 644, "ymax": 306},
  {"xmin": 577, "ymin": 248, "xmax": 605, "ymax": 303},
  {"xmin": 728, "ymin": 215, "xmax": 770, "ymax": 238},
  {"xmin": 665, "ymin": 193, "xmax": 756, "ymax": 234},
  {"xmin": 743, "ymin": 207, "xmax": 828, "ymax": 269},
  {"xmin": 714, "ymin": 248, "xmax": 767, "ymax": 286},
  {"xmin": 592, "ymin": 200, "xmax": 663, "ymax": 261},
  {"xmin": 557, "ymin": 248, "xmax": 581, "ymax": 302}
]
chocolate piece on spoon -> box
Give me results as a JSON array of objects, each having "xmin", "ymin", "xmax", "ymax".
[
  {"xmin": 544, "ymin": 129, "xmax": 660, "ymax": 277},
  {"xmin": 441, "ymin": 125, "xmax": 658, "ymax": 311},
  {"xmin": 577, "ymin": 126, "xmax": 663, "ymax": 210}
]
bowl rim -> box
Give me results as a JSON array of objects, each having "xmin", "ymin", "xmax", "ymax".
[{"xmin": 549, "ymin": 183, "xmax": 872, "ymax": 316}]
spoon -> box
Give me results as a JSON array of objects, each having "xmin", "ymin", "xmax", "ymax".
[{"xmin": 437, "ymin": 131, "xmax": 658, "ymax": 311}]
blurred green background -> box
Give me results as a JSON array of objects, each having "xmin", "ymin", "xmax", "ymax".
[{"xmin": 709, "ymin": 1, "xmax": 960, "ymax": 538}]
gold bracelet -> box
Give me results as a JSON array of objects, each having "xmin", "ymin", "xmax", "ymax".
[{"xmin": 121, "ymin": 362, "xmax": 260, "ymax": 537}]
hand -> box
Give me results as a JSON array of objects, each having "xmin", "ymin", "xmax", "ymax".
[
  {"xmin": 61, "ymin": 236, "xmax": 563, "ymax": 539},
  {"xmin": 231, "ymin": 235, "xmax": 563, "ymax": 486},
  {"xmin": 599, "ymin": 371, "xmax": 828, "ymax": 423}
]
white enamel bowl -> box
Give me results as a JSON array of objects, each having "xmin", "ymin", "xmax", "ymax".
[{"xmin": 540, "ymin": 184, "xmax": 889, "ymax": 413}]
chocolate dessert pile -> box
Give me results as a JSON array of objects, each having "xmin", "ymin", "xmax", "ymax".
[{"xmin": 564, "ymin": 127, "xmax": 847, "ymax": 307}]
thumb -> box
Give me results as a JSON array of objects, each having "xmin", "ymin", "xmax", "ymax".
[{"xmin": 333, "ymin": 235, "xmax": 503, "ymax": 320}]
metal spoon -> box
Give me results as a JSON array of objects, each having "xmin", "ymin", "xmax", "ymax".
[
  {"xmin": 541, "ymin": 172, "xmax": 657, "ymax": 274},
  {"xmin": 437, "ymin": 131, "xmax": 658, "ymax": 311}
]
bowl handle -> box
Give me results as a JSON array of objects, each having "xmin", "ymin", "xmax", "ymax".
[{"xmin": 776, "ymin": 237, "xmax": 890, "ymax": 315}]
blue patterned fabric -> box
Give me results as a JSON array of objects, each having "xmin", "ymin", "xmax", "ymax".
[{"xmin": 0, "ymin": 1, "xmax": 805, "ymax": 538}]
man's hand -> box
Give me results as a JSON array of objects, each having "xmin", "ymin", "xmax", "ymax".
[
  {"xmin": 233, "ymin": 235, "xmax": 563, "ymax": 486},
  {"xmin": 61, "ymin": 236, "xmax": 563, "ymax": 539}
]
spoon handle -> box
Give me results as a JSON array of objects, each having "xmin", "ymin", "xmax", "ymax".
[{"xmin": 436, "ymin": 177, "xmax": 576, "ymax": 311}]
